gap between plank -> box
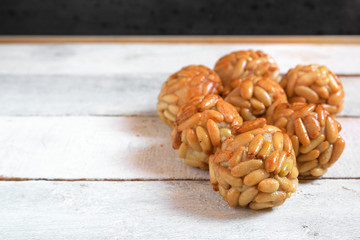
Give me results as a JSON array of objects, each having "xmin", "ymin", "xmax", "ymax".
[
  {"xmin": 2, "ymin": 114, "xmax": 359, "ymax": 119},
  {"xmin": 337, "ymin": 74, "xmax": 360, "ymax": 77},
  {"xmin": 0, "ymin": 177, "xmax": 358, "ymax": 182}
]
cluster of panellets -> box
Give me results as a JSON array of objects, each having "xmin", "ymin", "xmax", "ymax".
[{"xmin": 156, "ymin": 50, "xmax": 345, "ymax": 210}]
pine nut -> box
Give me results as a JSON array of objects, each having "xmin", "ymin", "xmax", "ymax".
[
  {"xmin": 203, "ymin": 110, "xmax": 225, "ymax": 122},
  {"xmin": 249, "ymin": 202, "xmax": 274, "ymax": 210},
  {"xmin": 265, "ymin": 151, "xmax": 279, "ymax": 172},
  {"xmin": 325, "ymin": 115, "xmax": 339, "ymax": 144},
  {"xmin": 248, "ymin": 135, "xmax": 265, "ymax": 156},
  {"xmin": 329, "ymin": 136, "xmax": 345, "ymax": 164},
  {"xmin": 291, "ymin": 135, "xmax": 299, "ymax": 156},
  {"xmin": 240, "ymin": 108, "xmax": 256, "ymax": 121},
  {"xmin": 207, "ymin": 119, "xmax": 221, "ymax": 147},
  {"xmin": 283, "ymin": 133, "xmax": 293, "ymax": 154},
  {"xmin": 299, "ymin": 160, "xmax": 318, "ymax": 173},
  {"xmin": 244, "ymin": 169, "xmax": 270, "ymax": 186},
  {"xmin": 214, "ymin": 151, "xmax": 233, "ymax": 163},
  {"xmin": 162, "ymin": 94, "xmax": 179, "ymax": 104},
  {"xmin": 196, "ymin": 126, "xmax": 212, "ymax": 154},
  {"xmin": 297, "ymin": 149, "xmax": 320, "ymax": 162},
  {"xmin": 254, "ymin": 86, "xmax": 272, "ymax": 107},
  {"xmin": 274, "ymin": 151, "xmax": 287, "ymax": 175},
  {"xmin": 273, "ymin": 132, "xmax": 284, "ymax": 152},
  {"xmin": 258, "ymin": 178, "xmax": 279, "ymax": 193},
  {"xmin": 218, "ymin": 166, "xmax": 243, "ymax": 188},
  {"xmin": 250, "ymin": 98, "xmax": 266, "ymax": 111},
  {"xmin": 240, "ymin": 79, "xmax": 254, "ymax": 100},
  {"xmin": 239, "ymin": 187, "xmax": 259, "ymax": 207},
  {"xmin": 316, "ymin": 141, "xmax": 330, "ymax": 153},
  {"xmin": 310, "ymin": 168, "xmax": 327, "ymax": 177},
  {"xmin": 164, "ymin": 110, "xmax": 176, "ymax": 122},
  {"xmin": 294, "ymin": 86, "xmax": 319, "ymax": 102},
  {"xmin": 258, "ymin": 140, "xmax": 273, "ymax": 159},
  {"xmin": 177, "ymin": 113, "xmax": 202, "ymax": 131},
  {"xmin": 275, "ymin": 175, "xmax": 296, "ymax": 192},
  {"xmin": 297, "ymin": 71, "xmax": 319, "ymax": 85},
  {"xmin": 299, "ymin": 135, "xmax": 325, "ymax": 154},
  {"xmin": 274, "ymin": 117, "xmax": 288, "ymax": 129},
  {"xmin": 319, "ymin": 144, "xmax": 333, "ymax": 165},
  {"xmin": 228, "ymin": 147, "xmax": 245, "ymax": 168},
  {"xmin": 232, "ymin": 118, "xmax": 266, "ymax": 134},
  {"xmin": 279, "ymin": 157, "xmax": 294, "ymax": 177},
  {"xmin": 216, "ymin": 101, "xmax": 236, "ymax": 123},
  {"xmin": 228, "ymin": 96, "xmax": 251, "ymax": 108},
  {"xmin": 254, "ymin": 191, "xmax": 286, "ymax": 203},
  {"xmin": 231, "ymin": 160, "xmax": 263, "ymax": 177},
  {"xmin": 186, "ymin": 128, "xmax": 203, "ymax": 152},
  {"xmin": 227, "ymin": 187, "xmax": 241, "ymax": 207},
  {"xmin": 184, "ymin": 158, "xmax": 208, "ymax": 170},
  {"xmin": 178, "ymin": 142, "xmax": 188, "ymax": 158},
  {"xmin": 294, "ymin": 118, "xmax": 310, "ymax": 146},
  {"xmin": 226, "ymin": 133, "xmax": 254, "ymax": 151},
  {"xmin": 197, "ymin": 94, "xmax": 221, "ymax": 111},
  {"xmin": 303, "ymin": 115, "xmax": 321, "ymax": 139}
]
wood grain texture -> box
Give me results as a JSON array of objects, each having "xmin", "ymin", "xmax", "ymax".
[
  {"xmin": 0, "ymin": 116, "xmax": 207, "ymax": 180},
  {"xmin": 0, "ymin": 40, "xmax": 358, "ymax": 239},
  {"xmin": 0, "ymin": 44, "xmax": 360, "ymax": 75},
  {"xmin": 1, "ymin": 36, "xmax": 360, "ymax": 44},
  {"xmin": 0, "ymin": 116, "xmax": 357, "ymax": 180},
  {"xmin": 0, "ymin": 73, "xmax": 166, "ymax": 116},
  {"xmin": 0, "ymin": 75, "xmax": 357, "ymax": 117},
  {"xmin": 0, "ymin": 180, "xmax": 359, "ymax": 240}
]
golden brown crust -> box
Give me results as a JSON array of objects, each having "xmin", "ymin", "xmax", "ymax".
[
  {"xmin": 280, "ymin": 64, "xmax": 344, "ymax": 115},
  {"xmin": 214, "ymin": 50, "xmax": 280, "ymax": 93},
  {"xmin": 172, "ymin": 95, "xmax": 243, "ymax": 170},
  {"xmin": 209, "ymin": 121, "xmax": 298, "ymax": 210},
  {"xmin": 157, "ymin": 65, "xmax": 223, "ymax": 126},
  {"xmin": 224, "ymin": 74, "xmax": 287, "ymax": 121},
  {"xmin": 266, "ymin": 102, "xmax": 345, "ymax": 177}
]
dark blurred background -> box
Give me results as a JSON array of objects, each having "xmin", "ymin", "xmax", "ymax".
[{"xmin": 0, "ymin": 0, "xmax": 359, "ymax": 35}]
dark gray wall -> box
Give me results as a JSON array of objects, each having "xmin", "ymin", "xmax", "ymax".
[{"xmin": 0, "ymin": 0, "xmax": 359, "ymax": 35}]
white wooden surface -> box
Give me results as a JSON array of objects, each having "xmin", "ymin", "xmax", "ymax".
[
  {"xmin": 0, "ymin": 42, "xmax": 359, "ymax": 239},
  {"xmin": 0, "ymin": 44, "xmax": 360, "ymax": 75},
  {"xmin": 0, "ymin": 116, "xmax": 358, "ymax": 180},
  {"xmin": 0, "ymin": 74, "xmax": 358, "ymax": 116},
  {"xmin": 1, "ymin": 180, "xmax": 359, "ymax": 240}
]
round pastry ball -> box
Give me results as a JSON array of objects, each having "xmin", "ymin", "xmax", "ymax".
[
  {"xmin": 172, "ymin": 95, "xmax": 243, "ymax": 170},
  {"xmin": 224, "ymin": 74, "xmax": 287, "ymax": 121},
  {"xmin": 280, "ymin": 64, "xmax": 344, "ymax": 115},
  {"xmin": 214, "ymin": 50, "xmax": 280, "ymax": 94},
  {"xmin": 209, "ymin": 119, "xmax": 298, "ymax": 210},
  {"xmin": 266, "ymin": 101, "xmax": 345, "ymax": 177},
  {"xmin": 157, "ymin": 65, "xmax": 223, "ymax": 126}
]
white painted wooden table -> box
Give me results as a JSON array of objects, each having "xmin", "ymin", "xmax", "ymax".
[{"xmin": 0, "ymin": 37, "xmax": 359, "ymax": 240}]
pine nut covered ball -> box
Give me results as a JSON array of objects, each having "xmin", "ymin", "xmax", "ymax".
[
  {"xmin": 214, "ymin": 50, "xmax": 280, "ymax": 95},
  {"xmin": 157, "ymin": 65, "xmax": 223, "ymax": 126},
  {"xmin": 280, "ymin": 64, "xmax": 344, "ymax": 115},
  {"xmin": 266, "ymin": 102, "xmax": 345, "ymax": 177},
  {"xmin": 209, "ymin": 119, "xmax": 298, "ymax": 210},
  {"xmin": 224, "ymin": 74, "xmax": 287, "ymax": 121},
  {"xmin": 171, "ymin": 95, "xmax": 243, "ymax": 170}
]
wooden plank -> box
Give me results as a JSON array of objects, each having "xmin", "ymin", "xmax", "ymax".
[
  {"xmin": 0, "ymin": 44, "xmax": 360, "ymax": 75},
  {"xmin": 0, "ymin": 116, "xmax": 207, "ymax": 180},
  {"xmin": 0, "ymin": 75, "xmax": 357, "ymax": 117},
  {"xmin": 342, "ymin": 77, "xmax": 360, "ymax": 117},
  {"xmin": 0, "ymin": 73, "xmax": 167, "ymax": 116},
  {"xmin": 1, "ymin": 36, "xmax": 360, "ymax": 44},
  {"xmin": 0, "ymin": 180, "xmax": 359, "ymax": 239},
  {"xmin": 0, "ymin": 116, "xmax": 357, "ymax": 180}
]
